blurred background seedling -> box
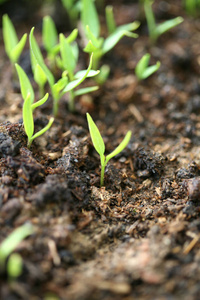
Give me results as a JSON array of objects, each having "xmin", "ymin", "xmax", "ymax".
[
  {"xmin": 135, "ymin": 53, "xmax": 160, "ymax": 81},
  {"xmin": 80, "ymin": 0, "xmax": 140, "ymax": 84},
  {"xmin": 183, "ymin": 0, "xmax": 200, "ymax": 17},
  {"xmin": 30, "ymin": 27, "xmax": 99, "ymax": 115},
  {"xmin": 2, "ymin": 14, "xmax": 27, "ymax": 71},
  {"xmin": 143, "ymin": 0, "xmax": 184, "ymax": 44},
  {"xmin": 0, "ymin": 223, "xmax": 33, "ymax": 280}
]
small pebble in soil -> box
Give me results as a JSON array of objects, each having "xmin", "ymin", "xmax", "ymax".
[{"xmin": 187, "ymin": 177, "xmax": 200, "ymax": 202}]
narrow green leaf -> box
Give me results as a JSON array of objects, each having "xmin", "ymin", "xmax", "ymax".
[
  {"xmin": 0, "ymin": 224, "xmax": 33, "ymax": 265},
  {"xmin": 29, "ymin": 27, "xmax": 54, "ymax": 87},
  {"xmin": 15, "ymin": 63, "xmax": 34, "ymax": 104},
  {"xmin": 103, "ymin": 23, "xmax": 139, "ymax": 54},
  {"xmin": 144, "ymin": 0, "xmax": 157, "ymax": 41},
  {"xmin": 59, "ymin": 33, "xmax": 76, "ymax": 77},
  {"xmin": 2, "ymin": 14, "xmax": 18, "ymax": 57},
  {"xmin": 31, "ymin": 117, "xmax": 54, "ymax": 141},
  {"xmin": 33, "ymin": 63, "xmax": 47, "ymax": 87},
  {"xmin": 66, "ymin": 28, "xmax": 79, "ymax": 43},
  {"xmin": 74, "ymin": 86, "xmax": 99, "ymax": 96},
  {"xmin": 105, "ymin": 5, "xmax": 117, "ymax": 34},
  {"xmin": 106, "ymin": 130, "xmax": 131, "ymax": 164},
  {"xmin": 75, "ymin": 69, "xmax": 100, "ymax": 79},
  {"xmin": 31, "ymin": 93, "xmax": 49, "ymax": 111},
  {"xmin": 140, "ymin": 61, "xmax": 160, "ymax": 79},
  {"xmin": 81, "ymin": 0, "xmax": 100, "ymax": 38},
  {"xmin": 86, "ymin": 113, "xmax": 105, "ymax": 157},
  {"xmin": 10, "ymin": 33, "xmax": 27, "ymax": 63},
  {"xmin": 156, "ymin": 17, "xmax": 184, "ymax": 37},
  {"xmin": 117, "ymin": 21, "xmax": 140, "ymax": 33},
  {"xmin": 23, "ymin": 93, "xmax": 34, "ymax": 140},
  {"xmin": 42, "ymin": 16, "xmax": 58, "ymax": 52}
]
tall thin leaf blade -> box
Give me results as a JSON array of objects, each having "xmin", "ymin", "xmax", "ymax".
[
  {"xmin": 15, "ymin": 63, "xmax": 34, "ymax": 104},
  {"xmin": 105, "ymin": 5, "xmax": 117, "ymax": 34},
  {"xmin": 23, "ymin": 93, "xmax": 34, "ymax": 140},
  {"xmin": 81, "ymin": 0, "xmax": 100, "ymax": 38},
  {"xmin": 106, "ymin": 131, "xmax": 131, "ymax": 163},
  {"xmin": 86, "ymin": 113, "xmax": 105, "ymax": 157},
  {"xmin": 59, "ymin": 33, "xmax": 76, "ymax": 76},
  {"xmin": 10, "ymin": 33, "xmax": 27, "ymax": 63},
  {"xmin": 43, "ymin": 16, "xmax": 58, "ymax": 52},
  {"xmin": 2, "ymin": 14, "xmax": 18, "ymax": 57},
  {"xmin": 29, "ymin": 27, "xmax": 54, "ymax": 86}
]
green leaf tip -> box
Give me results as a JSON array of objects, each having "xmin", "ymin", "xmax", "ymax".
[{"xmin": 86, "ymin": 112, "xmax": 105, "ymax": 157}]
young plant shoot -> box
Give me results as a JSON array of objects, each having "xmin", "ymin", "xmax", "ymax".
[
  {"xmin": 2, "ymin": 14, "xmax": 27, "ymax": 65},
  {"xmin": 135, "ymin": 53, "xmax": 160, "ymax": 80},
  {"xmin": 86, "ymin": 113, "xmax": 131, "ymax": 187},
  {"xmin": 42, "ymin": 15, "xmax": 60, "ymax": 69},
  {"xmin": 183, "ymin": 0, "xmax": 200, "ymax": 17},
  {"xmin": 81, "ymin": 0, "xmax": 140, "ymax": 83},
  {"xmin": 15, "ymin": 63, "xmax": 54, "ymax": 148},
  {"xmin": 0, "ymin": 223, "xmax": 33, "ymax": 277},
  {"xmin": 30, "ymin": 27, "xmax": 99, "ymax": 115},
  {"xmin": 144, "ymin": 0, "xmax": 183, "ymax": 43}
]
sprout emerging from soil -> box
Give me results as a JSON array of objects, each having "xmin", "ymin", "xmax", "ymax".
[
  {"xmin": 15, "ymin": 63, "xmax": 54, "ymax": 148},
  {"xmin": 0, "ymin": 223, "xmax": 33, "ymax": 279},
  {"xmin": 86, "ymin": 113, "xmax": 131, "ymax": 187},
  {"xmin": 135, "ymin": 53, "xmax": 160, "ymax": 80},
  {"xmin": 2, "ymin": 14, "xmax": 27, "ymax": 66},
  {"xmin": 144, "ymin": 0, "xmax": 184, "ymax": 43}
]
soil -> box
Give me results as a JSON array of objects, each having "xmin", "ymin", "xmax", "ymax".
[{"xmin": 0, "ymin": 1, "xmax": 200, "ymax": 299}]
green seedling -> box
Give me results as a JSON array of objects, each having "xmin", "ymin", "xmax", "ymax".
[
  {"xmin": 42, "ymin": 15, "xmax": 60, "ymax": 68},
  {"xmin": 2, "ymin": 14, "xmax": 27, "ymax": 65},
  {"xmin": 0, "ymin": 223, "xmax": 33, "ymax": 277},
  {"xmin": 183, "ymin": 0, "xmax": 200, "ymax": 16},
  {"xmin": 15, "ymin": 63, "xmax": 54, "ymax": 148},
  {"xmin": 144, "ymin": 0, "xmax": 183, "ymax": 43},
  {"xmin": 81, "ymin": 0, "xmax": 140, "ymax": 83},
  {"xmin": 30, "ymin": 27, "xmax": 99, "ymax": 115},
  {"xmin": 135, "ymin": 53, "xmax": 160, "ymax": 80},
  {"xmin": 86, "ymin": 113, "xmax": 131, "ymax": 187}
]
